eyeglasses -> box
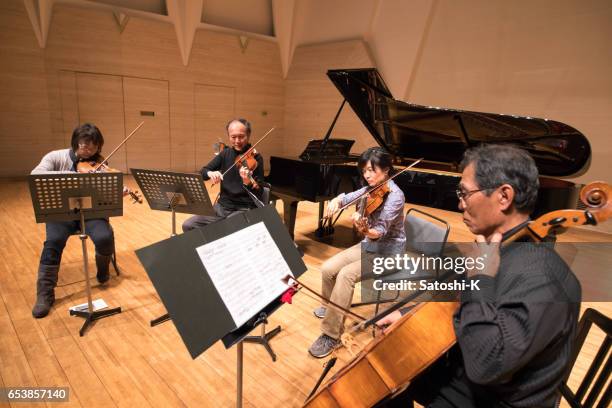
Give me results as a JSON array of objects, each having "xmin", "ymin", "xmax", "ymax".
[{"xmin": 455, "ymin": 188, "xmax": 486, "ymax": 202}]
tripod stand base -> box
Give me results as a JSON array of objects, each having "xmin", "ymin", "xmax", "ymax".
[
  {"xmin": 243, "ymin": 325, "xmax": 281, "ymax": 362},
  {"xmin": 150, "ymin": 313, "xmax": 171, "ymax": 327},
  {"xmin": 70, "ymin": 306, "xmax": 122, "ymax": 337}
]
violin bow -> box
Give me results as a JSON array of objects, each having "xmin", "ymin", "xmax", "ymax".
[
  {"xmin": 219, "ymin": 126, "xmax": 276, "ymax": 179},
  {"xmin": 93, "ymin": 121, "xmax": 145, "ymax": 172},
  {"xmin": 282, "ymin": 275, "xmax": 367, "ymax": 323},
  {"xmin": 321, "ymin": 157, "xmax": 424, "ymax": 223}
]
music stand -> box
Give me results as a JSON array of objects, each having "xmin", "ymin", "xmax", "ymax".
[
  {"xmin": 130, "ymin": 168, "xmax": 215, "ymax": 327},
  {"xmin": 135, "ymin": 205, "xmax": 306, "ymax": 407},
  {"xmin": 28, "ymin": 173, "xmax": 123, "ymax": 336}
]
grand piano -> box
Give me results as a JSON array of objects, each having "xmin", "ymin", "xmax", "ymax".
[{"xmin": 266, "ymin": 68, "xmax": 591, "ymax": 239}]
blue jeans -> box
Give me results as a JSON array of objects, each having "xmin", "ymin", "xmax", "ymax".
[{"xmin": 40, "ymin": 219, "xmax": 114, "ymax": 265}]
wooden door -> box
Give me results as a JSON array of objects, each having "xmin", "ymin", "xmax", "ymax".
[
  {"xmin": 123, "ymin": 77, "xmax": 171, "ymax": 171},
  {"xmin": 76, "ymin": 72, "xmax": 127, "ymax": 172}
]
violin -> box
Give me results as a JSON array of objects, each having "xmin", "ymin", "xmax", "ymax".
[
  {"xmin": 303, "ymin": 180, "xmax": 612, "ymax": 408},
  {"xmin": 212, "ymin": 127, "xmax": 276, "ymax": 187},
  {"xmin": 235, "ymin": 148, "xmax": 260, "ymax": 189},
  {"xmin": 76, "ymin": 122, "xmax": 145, "ymax": 204},
  {"xmin": 320, "ymin": 159, "xmax": 423, "ymax": 237},
  {"xmin": 357, "ymin": 182, "xmax": 390, "ymax": 219}
]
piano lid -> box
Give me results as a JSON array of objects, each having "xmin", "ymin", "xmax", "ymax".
[{"xmin": 327, "ymin": 68, "xmax": 591, "ymax": 177}]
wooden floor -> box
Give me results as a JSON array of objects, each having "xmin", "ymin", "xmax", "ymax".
[{"xmin": 0, "ymin": 177, "xmax": 610, "ymax": 408}]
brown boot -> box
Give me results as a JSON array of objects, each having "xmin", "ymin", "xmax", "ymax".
[{"xmin": 32, "ymin": 264, "xmax": 59, "ymax": 318}]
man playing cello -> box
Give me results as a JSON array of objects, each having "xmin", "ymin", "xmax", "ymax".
[{"xmin": 379, "ymin": 144, "xmax": 581, "ymax": 407}]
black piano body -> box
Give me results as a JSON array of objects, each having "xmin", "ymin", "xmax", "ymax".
[{"xmin": 267, "ymin": 68, "xmax": 591, "ymax": 239}]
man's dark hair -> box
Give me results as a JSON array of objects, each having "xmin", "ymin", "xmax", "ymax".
[
  {"xmin": 358, "ymin": 147, "xmax": 395, "ymax": 177},
  {"xmin": 226, "ymin": 118, "xmax": 252, "ymax": 136},
  {"xmin": 70, "ymin": 123, "xmax": 104, "ymax": 152},
  {"xmin": 460, "ymin": 144, "xmax": 539, "ymax": 213}
]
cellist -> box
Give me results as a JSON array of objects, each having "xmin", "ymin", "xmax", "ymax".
[
  {"xmin": 30, "ymin": 123, "xmax": 118, "ymax": 318},
  {"xmin": 379, "ymin": 144, "xmax": 581, "ymax": 408},
  {"xmin": 309, "ymin": 147, "xmax": 407, "ymax": 358},
  {"xmin": 182, "ymin": 118, "xmax": 265, "ymax": 231}
]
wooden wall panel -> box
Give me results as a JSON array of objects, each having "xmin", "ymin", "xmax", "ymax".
[
  {"xmin": 0, "ymin": 0, "xmax": 54, "ymax": 175},
  {"xmin": 194, "ymin": 84, "xmax": 236, "ymax": 168},
  {"xmin": 75, "ymin": 72, "xmax": 127, "ymax": 172},
  {"xmin": 123, "ymin": 77, "xmax": 171, "ymax": 171},
  {"xmin": 283, "ymin": 40, "xmax": 376, "ymax": 160},
  {"xmin": 0, "ymin": 1, "xmax": 284, "ymax": 176},
  {"xmin": 58, "ymin": 71, "xmax": 79, "ymax": 146}
]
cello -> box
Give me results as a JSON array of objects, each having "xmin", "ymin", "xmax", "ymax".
[{"xmin": 302, "ymin": 181, "xmax": 611, "ymax": 408}]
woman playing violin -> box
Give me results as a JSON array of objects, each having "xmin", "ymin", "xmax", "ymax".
[
  {"xmin": 30, "ymin": 123, "xmax": 117, "ymax": 318},
  {"xmin": 309, "ymin": 147, "xmax": 406, "ymax": 358},
  {"xmin": 379, "ymin": 144, "xmax": 581, "ymax": 408},
  {"xmin": 182, "ymin": 118, "xmax": 265, "ymax": 231}
]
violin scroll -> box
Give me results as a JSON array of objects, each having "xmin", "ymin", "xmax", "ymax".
[{"xmin": 127, "ymin": 189, "xmax": 143, "ymax": 204}]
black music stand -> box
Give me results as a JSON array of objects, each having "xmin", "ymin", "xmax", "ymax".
[
  {"xmin": 131, "ymin": 168, "xmax": 215, "ymax": 237},
  {"xmin": 130, "ymin": 168, "xmax": 215, "ymax": 327},
  {"xmin": 28, "ymin": 173, "xmax": 123, "ymax": 336},
  {"xmin": 135, "ymin": 205, "xmax": 306, "ymax": 408}
]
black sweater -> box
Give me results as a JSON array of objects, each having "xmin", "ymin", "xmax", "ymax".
[
  {"xmin": 200, "ymin": 144, "xmax": 264, "ymax": 210},
  {"xmin": 452, "ymin": 242, "xmax": 581, "ymax": 407}
]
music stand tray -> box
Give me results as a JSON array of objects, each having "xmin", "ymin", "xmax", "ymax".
[{"xmin": 28, "ymin": 172, "xmax": 123, "ymax": 336}]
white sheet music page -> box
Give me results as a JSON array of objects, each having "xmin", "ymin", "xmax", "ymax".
[{"xmin": 195, "ymin": 221, "xmax": 293, "ymax": 328}]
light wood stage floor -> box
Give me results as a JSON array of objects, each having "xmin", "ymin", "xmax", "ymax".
[{"xmin": 0, "ymin": 177, "xmax": 609, "ymax": 407}]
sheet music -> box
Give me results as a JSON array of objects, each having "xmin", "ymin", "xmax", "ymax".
[{"xmin": 196, "ymin": 222, "xmax": 293, "ymax": 328}]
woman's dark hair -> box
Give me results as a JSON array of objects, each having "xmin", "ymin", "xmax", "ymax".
[
  {"xmin": 226, "ymin": 118, "xmax": 252, "ymax": 136},
  {"xmin": 460, "ymin": 144, "xmax": 539, "ymax": 213},
  {"xmin": 357, "ymin": 147, "xmax": 394, "ymax": 181},
  {"xmin": 70, "ymin": 123, "xmax": 104, "ymax": 153}
]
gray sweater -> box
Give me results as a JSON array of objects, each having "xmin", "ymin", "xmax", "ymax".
[{"xmin": 31, "ymin": 149, "xmax": 75, "ymax": 174}]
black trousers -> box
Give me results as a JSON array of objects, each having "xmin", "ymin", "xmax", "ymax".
[
  {"xmin": 381, "ymin": 348, "xmax": 483, "ymax": 408},
  {"xmin": 182, "ymin": 202, "xmax": 251, "ymax": 232},
  {"xmin": 40, "ymin": 219, "xmax": 114, "ymax": 265}
]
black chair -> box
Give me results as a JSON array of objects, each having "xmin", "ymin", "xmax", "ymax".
[
  {"xmin": 559, "ymin": 308, "xmax": 611, "ymax": 408},
  {"xmin": 353, "ymin": 208, "xmax": 450, "ymax": 312}
]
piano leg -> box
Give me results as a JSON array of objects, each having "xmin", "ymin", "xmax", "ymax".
[
  {"xmin": 280, "ymin": 198, "xmax": 298, "ymax": 239},
  {"xmin": 315, "ymin": 201, "xmax": 335, "ymax": 238}
]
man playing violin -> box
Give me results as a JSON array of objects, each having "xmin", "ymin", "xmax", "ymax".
[
  {"xmin": 30, "ymin": 123, "xmax": 117, "ymax": 318},
  {"xmin": 309, "ymin": 147, "xmax": 406, "ymax": 358},
  {"xmin": 182, "ymin": 118, "xmax": 265, "ymax": 231},
  {"xmin": 379, "ymin": 144, "xmax": 581, "ymax": 408}
]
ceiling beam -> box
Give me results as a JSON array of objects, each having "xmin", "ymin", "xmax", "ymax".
[
  {"xmin": 272, "ymin": 0, "xmax": 296, "ymax": 78},
  {"xmin": 166, "ymin": 0, "xmax": 204, "ymax": 66},
  {"xmin": 23, "ymin": 0, "xmax": 54, "ymax": 48}
]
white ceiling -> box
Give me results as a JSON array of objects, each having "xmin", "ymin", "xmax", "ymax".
[
  {"xmin": 27, "ymin": 0, "xmax": 389, "ymax": 77},
  {"xmin": 291, "ymin": 0, "xmax": 376, "ymax": 46},
  {"xmin": 90, "ymin": 0, "xmax": 276, "ymax": 36},
  {"xmin": 87, "ymin": 0, "xmax": 375, "ymax": 42}
]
